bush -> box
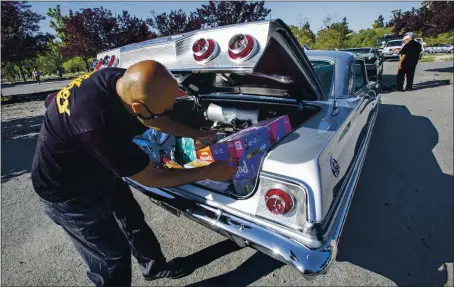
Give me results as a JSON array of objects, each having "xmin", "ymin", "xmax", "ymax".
[
  {"xmin": 424, "ymin": 31, "xmax": 454, "ymax": 46},
  {"xmin": 62, "ymin": 56, "xmax": 88, "ymax": 73}
]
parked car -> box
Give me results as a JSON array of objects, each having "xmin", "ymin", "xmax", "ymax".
[
  {"xmin": 426, "ymin": 43, "xmax": 453, "ymax": 54},
  {"xmin": 381, "ymin": 39, "xmax": 403, "ymax": 60},
  {"xmin": 340, "ymin": 47, "xmax": 383, "ymax": 80},
  {"xmin": 76, "ymin": 19, "xmax": 382, "ymax": 278}
]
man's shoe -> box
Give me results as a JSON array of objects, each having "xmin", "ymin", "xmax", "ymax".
[{"xmin": 143, "ymin": 258, "xmax": 192, "ymax": 281}]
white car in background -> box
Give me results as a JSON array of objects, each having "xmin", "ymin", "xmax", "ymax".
[
  {"xmin": 381, "ymin": 39, "xmax": 403, "ymax": 61},
  {"xmin": 426, "ymin": 43, "xmax": 454, "ymax": 54}
]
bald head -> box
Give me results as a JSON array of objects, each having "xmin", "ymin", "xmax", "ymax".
[
  {"xmin": 116, "ymin": 60, "xmax": 180, "ymax": 120},
  {"xmin": 118, "ymin": 60, "xmax": 177, "ymax": 103}
]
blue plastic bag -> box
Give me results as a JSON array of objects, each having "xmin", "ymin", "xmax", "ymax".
[{"xmin": 132, "ymin": 128, "xmax": 176, "ymax": 165}]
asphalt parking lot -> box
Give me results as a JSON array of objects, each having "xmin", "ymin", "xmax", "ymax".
[{"xmin": 1, "ymin": 61, "xmax": 453, "ymax": 286}]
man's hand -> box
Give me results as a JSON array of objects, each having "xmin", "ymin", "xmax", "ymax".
[
  {"xmin": 206, "ymin": 160, "xmax": 238, "ymax": 181},
  {"xmin": 397, "ymin": 63, "xmax": 402, "ymax": 70}
]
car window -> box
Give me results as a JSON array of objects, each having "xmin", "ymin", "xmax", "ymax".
[
  {"xmin": 310, "ymin": 60, "xmax": 334, "ymax": 96},
  {"xmin": 386, "ymin": 40, "xmax": 402, "ymax": 47},
  {"xmin": 354, "ymin": 63, "xmax": 366, "ymax": 92}
]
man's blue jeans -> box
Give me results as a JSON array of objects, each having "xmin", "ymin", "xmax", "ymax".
[{"xmin": 40, "ymin": 178, "xmax": 167, "ymax": 286}]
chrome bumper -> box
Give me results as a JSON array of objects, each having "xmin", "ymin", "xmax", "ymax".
[
  {"xmin": 125, "ymin": 178, "xmax": 337, "ymax": 278},
  {"xmin": 125, "ymin": 95, "xmax": 380, "ymax": 278}
]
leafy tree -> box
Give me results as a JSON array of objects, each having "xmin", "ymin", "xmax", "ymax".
[
  {"xmin": 47, "ymin": 5, "xmax": 67, "ymax": 40},
  {"xmin": 387, "ymin": 2, "xmax": 454, "ymax": 36},
  {"xmin": 59, "ymin": 7, "xmax": 154, "ymax": 69},
  {"xmin": 147, "ymin": 1, "xmax": 271, "ymax": 36},
  {"xmin": 59, "ymin": 7, "xmax": 117, "ymax": 70},
  {"xmin": 289, "ymin": 21, "xmax": 315, "ymax": 47},
  {"xmin": 424, "ymin": 31, "xmax": 454, "ymax": 45},
  {"xmin": 62, "ymin": 56, "xmax": 88, "ymax": 73},
  {"xmin": 314, "ymin": 16, "xmax": 352, "ymax": 50},
  {"xmin": 418, "ymin": 1, "xmax": 454, "ymax": 36},
  {"xmin": 195, "ymin": 1, "xmax": 271, "ymax": 27},
  {"xmin": 36, "ymin": 41, "xmax": 64, "ymax": 75},
  {"xmin": 147, "ymin": 9, "xmax": 202, "ymax": 36},
  {"xmin": 1, "ymin": 1, "xmax": 54, "ymax": 82},
  {"xmin": 372, "ymin": 15, "xmax": 385, "ymax": 29},
  {"xmin": 113, "ymin": 11, "xmax": 156, "ymax": 45}
]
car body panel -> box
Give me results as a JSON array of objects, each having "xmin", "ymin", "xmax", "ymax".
[{"xmin": 90, "ymin": 19, "xmax": 381, "ymax": 277}]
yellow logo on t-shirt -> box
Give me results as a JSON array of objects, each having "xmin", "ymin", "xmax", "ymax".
[{"xmin": 56, "ymin": 70, "xmax": 97, "ymax": 116}]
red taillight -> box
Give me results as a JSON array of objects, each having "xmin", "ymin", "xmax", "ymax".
[
  {"xmin": 192, "ymin": 38, "xmax": 219, "ymax": 64},
  {"xmin": 265, "ymin": 189, "xmax": 295, "ymax": 215},
  {"xmin": 108, "ymin": 55, "xmax": 119, "ymax": 67},
  {"xmin": 228, "ymin": 34, "xmax": 258, "ymax": 62},
  {"xmin": 95, "ymin": 59, "xmax": 103, "ymax": 70}
]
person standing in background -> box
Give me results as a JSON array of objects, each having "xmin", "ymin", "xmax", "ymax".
[
  {"xmin": 33, "ymin": 68, "xmax": 41, "ymax": 85},
  {"xmin": 396, "ymin": 34, "xmax": 422, "ymax": 91}
]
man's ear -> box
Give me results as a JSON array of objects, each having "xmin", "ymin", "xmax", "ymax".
[{"xmin": 131, "ymin": 102, "xmax": 143, "ymax": 114}]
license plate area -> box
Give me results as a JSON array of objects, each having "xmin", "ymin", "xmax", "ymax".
[{"xmin": 148, "ymin": 197, "xmax": 181, "ymax": 217}]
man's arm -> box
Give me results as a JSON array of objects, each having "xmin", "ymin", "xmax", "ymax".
[
  {"xmin": 398, "ymin": 54, "xmax": 406, "ymax": 69},
  {"xmin": 78, "ymin": 129, "xmax": 237, "ymax": 187},
  {"xmin": 130, "ymin": 160, "xmax": 237, "ymax": 188}
]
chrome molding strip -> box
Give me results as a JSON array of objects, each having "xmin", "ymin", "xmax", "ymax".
[{"xmin": 124, "ymin": 98, "xmax": 380, "ymax": 277}]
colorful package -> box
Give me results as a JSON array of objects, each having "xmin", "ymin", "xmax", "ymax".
[
  {"xmin": 183, "ymin": 159, "xmax": 211, "ymax": 169},
  {"xmin": 176, "ymin": 137, "xmax": 197, "ymax": 165},
  {"xmin": 164, "ymin": 161, "xmax": 183, "ymax": 169},
  {"xmin": 254, "ymin": 115, "xmax": 292, "ymax": 145},
  {"xmin": 233, "ymin": 179, "xmax": 256, "ymax": 196},
  {"xmin": 200, "ymin": 132, "xmax": 227, "ymax": 146},
  {"xmin": 198, "ymin": 126, "xmax": 270, "ymax": 180}
]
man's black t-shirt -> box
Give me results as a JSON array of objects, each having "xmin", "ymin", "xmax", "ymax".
[
  {"xmin": 31, "ymin": 68, "xmax": 149, "ymax": 202},
  {"xmin": 400, "ymin": 40, "xmax": 422, "ymax": 68}
]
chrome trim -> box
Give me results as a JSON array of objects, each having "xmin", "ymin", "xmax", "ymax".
[
  {"xmin": 125, "ymin": 98, "xmax": 378, "ymax": 276},
  {"xmin": 192, "ymin": 38, "xmax": 210, "ymax": 56}
]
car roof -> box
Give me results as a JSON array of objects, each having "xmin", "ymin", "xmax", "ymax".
[{"xmin": 306, "ymin": 50, "xmax": 356, "ymax": 99}]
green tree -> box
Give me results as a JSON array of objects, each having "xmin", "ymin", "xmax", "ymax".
[
  {"xmin": 372, "ymin": 15, "xmax": 385, "ymax": 29},
  {"xmin": 289, "ymin": 20, "xmax": 316, "ymax": 47},
  {"xmin": 36, "ymin": 42, "xmax": 63, "ymax": 75},
  {"xmin": 314, "ymin": 16, "xmax": 353, "ymax": 49},
  {"xmin": 47, "ymin": 5, "xmax": 67, "ymax": 40},
  {"xmin": 1, "ymin": 1, "xmax": 54, "ymax": 82},
  {"xmin": 62, "ymin": 56, "xmax": 88, "ymax": 74}
]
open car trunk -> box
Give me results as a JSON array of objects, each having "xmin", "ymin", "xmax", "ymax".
[
  {"xmin": 129, "ymin": 19, "xmax": 328, "ymax": 199},
  {"xmin": 158, "ymin": 95, "xmax": 321, "ymax": 198}
]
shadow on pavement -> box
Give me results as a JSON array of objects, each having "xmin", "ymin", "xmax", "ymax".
[
  {"xmin": 337, "ymin": 104, "xmax": 453, "ymax": 286},
  {"xmin": 184, "ymin": 244, "xmax": 283, "ymax": 286},
  {"xmin": 425, "ymin": 66, "xmax": 454, "ymax": 73},
  {"xmin": 1, "ymin": 115, "xmax": 43, "ymax": 183},
  {"xmin": 411, "ymin": 80, "xmax": 451, "ymax": 91}
]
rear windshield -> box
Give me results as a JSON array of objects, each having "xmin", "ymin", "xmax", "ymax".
[
  {"xmin": 386, "ymin": 40, "xmax": 402, "ymax": 47},
  {"xmin": 310, "ymin": 60, "xmax": 334, "ymax": 96}
]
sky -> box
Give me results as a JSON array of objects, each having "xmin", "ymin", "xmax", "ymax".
[{"xmin": 30, "ymin": 1, "xmax": 422, "ymax": 35}]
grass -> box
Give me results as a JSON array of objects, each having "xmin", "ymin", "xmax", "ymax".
[{"xmin": 420, "ymin": 56, "xmax": 437, "ymax": 62}]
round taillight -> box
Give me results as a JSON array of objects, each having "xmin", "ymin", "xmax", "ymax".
[
  {"xmin": 95, "ymin": 59, "xmax": 103, "ymax": 70},
  {"xmin": 192, "ymin": 38, "xmax": 219, "ymax": 64},
  {"xmin": 102, "ymin": 55, "xmax": 110, "ymax": 67},
  {"xmin": 108, "ymin": 55, "xmax": 119, "ymax": 67},
  {"xmin": 228, "ymin": 34, "xmax": 258, "ymax": 62},
  {"xmin": 265, "ymin": 189, "xmax": 295, "ymax": 215}
]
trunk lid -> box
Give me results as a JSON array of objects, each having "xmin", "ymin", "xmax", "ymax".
[{"xmin": 108, "ymin": 19, "xmax": 327, "ymax": 102}]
